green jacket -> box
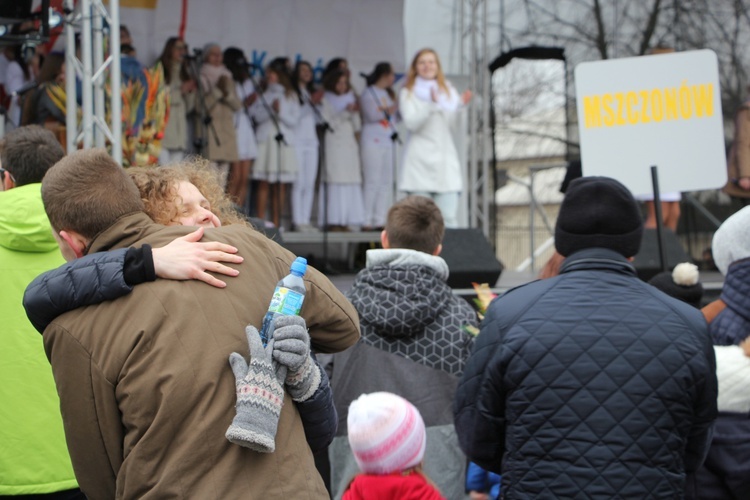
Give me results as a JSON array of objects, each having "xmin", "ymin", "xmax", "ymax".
[{"xmin": 0, "ymin": 183, "xmax": 78, "ymax": 495}]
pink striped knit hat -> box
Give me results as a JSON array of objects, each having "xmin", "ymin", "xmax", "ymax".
[{"xmin": 347, "ymin": 392, "xmax": 426, "ymax": 475}]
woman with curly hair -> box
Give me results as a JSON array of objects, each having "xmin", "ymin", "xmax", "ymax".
[{"xmin": 128, "ymin": 157, "xmax": 249, "ymax": 228}]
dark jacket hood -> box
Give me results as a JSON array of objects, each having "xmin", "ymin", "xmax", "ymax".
[{"xmin": 347, "ymin": 249, "xmax": 453, "ymax": 339}]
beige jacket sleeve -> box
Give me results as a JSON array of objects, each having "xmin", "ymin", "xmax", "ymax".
[{"xmin": 44, "ymin": 325, "xmax": 124, "ymax": 500}]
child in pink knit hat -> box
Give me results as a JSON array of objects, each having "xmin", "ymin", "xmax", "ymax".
[{"xmin": 343, "ymin": 392, "xmax": 444, "ymax": 500}]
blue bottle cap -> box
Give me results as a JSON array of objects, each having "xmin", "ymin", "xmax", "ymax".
[{"xmin": 290, "ymin": 256, "xmax": 307, "ymax": 277}]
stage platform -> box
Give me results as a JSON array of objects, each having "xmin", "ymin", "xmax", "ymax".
[
  {"xmin": 274, "ymin": 229, "xmax": 725, "ymax": 304},
  {"xmin": 324, "ymin": 268, "xmax": 725, "ymax": 304}
]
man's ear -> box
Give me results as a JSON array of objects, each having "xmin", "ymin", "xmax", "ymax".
[
  {"xmin": 380, "ymin": 230, "xmax": 390, "ymax": 249},
  {"xmin": 433, "ymin": 243, "xmax": 442, "ymax": 256},
  {"xmin": 3, "ymin": 170, "xmax": 13, "ymax": 191},
  {"xmin": 58, "ymin": 230, "xmax": 88, "ymax": 259}
]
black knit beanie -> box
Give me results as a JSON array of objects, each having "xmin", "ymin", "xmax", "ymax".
[
  {"xmin": 555, "ymin": 176, "xmax": 644, "ymax": 258},
  {"xmin": 648, "ymin": 270, "xmax": 704, "ymax": 309}
]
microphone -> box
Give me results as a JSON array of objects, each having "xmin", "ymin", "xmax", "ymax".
[
  {"xmin": 359, "ymin": 72, "xmax": 369, "ymax": 79},
  {"xmin": 11, "ymin": 81, "xmax": 39, "ymax": 97}
]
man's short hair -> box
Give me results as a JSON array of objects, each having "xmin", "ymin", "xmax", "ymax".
[
  {"xmin": 384, "ymin": 195, "xmax": 445, "ymax": 254},
  {"xmin": 42, "ymin": 148, "xmax": 144, "ymax": 239},
  {"xmin": 0, "ymin": 125, "xmax": 65, "ymax": 186}
]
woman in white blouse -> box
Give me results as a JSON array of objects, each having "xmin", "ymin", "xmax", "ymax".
[
  {"xmin": 359, "ymin": 62, "xmax": 398, "ymax": 231},
  {"xmin": 399, "ymin": 48, "xmax": 471, "ymax": 228},
  {"xmin": 250, "ymin": 59, "xmax": 300, "ymax": 227}
]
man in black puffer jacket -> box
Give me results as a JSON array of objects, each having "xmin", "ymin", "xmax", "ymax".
[{"xmin": 455, "ymin": 177, "xmax": 717, "ymax": 499}]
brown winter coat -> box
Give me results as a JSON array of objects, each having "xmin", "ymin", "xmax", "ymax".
[
  {"xmin": 725, "ymin": 102, "xmax": 750, "ymax": 199},
  {"xmin": 197, "ymin": 79, "xmax": 241, "ymax": 162},
  {"xmin": 42, "ymin": 213, "xmax": 360, "ymax": 499}
]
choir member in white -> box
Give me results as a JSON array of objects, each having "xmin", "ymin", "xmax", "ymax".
[
  {"xmin": 223, "ymin": 47, "xmax": 258, "ymax": 210},
  {"xmin": 399, "ymin": 48, "xmax": 471, "ymax": 228},
  {"xmin": 359, "ymin": 62, "xmax": 399, "ymax": 231},
  {"xmin": 251, "ymin": 58, "xmax": 299, "ymax": 227},
  {"xmin": 318, "ymin": 68, "xmax": 365, "ymax": 231},
  {"xmin": 291, "ymin": 61, "xmax": 322, "ymax": 232}
]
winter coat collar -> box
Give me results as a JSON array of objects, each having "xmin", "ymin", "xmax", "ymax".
[
  {"xmin": 559, "ymin": 247, "xmax": 638, "ymax": 277},
  {"xmin": 348, "ymin": 250, "xmax": 454, "ymax": 339},
  {"xmin": 365, "ymin": 248, "xmax": 449, "ymax": 280},
  {"xmin": 86, "ymin": 212, "xmax": 161, "ymax": 255}
]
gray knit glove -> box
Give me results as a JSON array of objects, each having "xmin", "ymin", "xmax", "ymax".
[
  {"xmin": 271, "ymin": 315, "xmax": 321, "ymax": 403},
  {"xmin": 225, "ymin": 325, "xmax": 288, "ymax": 453}
]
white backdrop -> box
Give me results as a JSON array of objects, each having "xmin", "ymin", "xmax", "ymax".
[{"xmin": 120, "ymin": 0, "xmax": 405, "ymax": 87}]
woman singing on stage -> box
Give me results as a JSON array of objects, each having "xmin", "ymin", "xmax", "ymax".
[
  {"xmin": 399, "ymin": 48, "xmax": 471, "ymax": 228},
  {"xmin": 360, "ymin": 62, "xmax": 398, "ymax": 231},
  {"xmin": 251, "ymin": 59, "xmax": 300, "ymax": 227}
]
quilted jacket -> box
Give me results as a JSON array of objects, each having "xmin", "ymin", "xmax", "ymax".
[
  {"xmin": 455, "ymin": 248, "xmax": 718, "ymax": 499},
  {"xmin": 686, "ymin": 257, "xmax": 750, "ymax": 499},
  {"xmin": 710, "ymin": 257, "xmax": 750, "ymax": 345},
  {"xmin": 23, "ymin": 244, "xmax": 338, "ymax": 454}
]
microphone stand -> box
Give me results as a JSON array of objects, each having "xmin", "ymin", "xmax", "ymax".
[
  {"xmin": 236, "ymin": 78, "xmax": 257, "ymax": 215},
  {"xmin": 362, "ymin": 80, "xmax": 401, "ymax": 223},
  {"xmin": 247, "ymin": 67, "xmax": 286, "ymax": 228},
  {"xmin": 185, "ymin": 51, "xmax": 220, "ymax": 157},
  {"xmin": 301, "ymin": 86, "xmax": 337, "ymax": 273}
]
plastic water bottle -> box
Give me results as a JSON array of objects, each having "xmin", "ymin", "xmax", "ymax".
[{"xmin": 259, "ymin": 256, "xmax": 308, "ymax": 347}]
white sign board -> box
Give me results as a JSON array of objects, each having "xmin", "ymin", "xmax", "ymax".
[{"xmin": 575, "ymin": 49, "xmax": 726, "ymax": 196}]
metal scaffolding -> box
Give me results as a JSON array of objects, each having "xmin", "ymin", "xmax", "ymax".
[
  {"xmin": 459, "ymin": 0, "xmax": 492, "ymax": 238},
  {"xmin": 64, "ymin": 0, "xmax": 121, "ymax": 163}
]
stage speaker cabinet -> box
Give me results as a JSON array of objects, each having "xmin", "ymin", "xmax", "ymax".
[
  {"xmin": 632, "ymin": 228, "xmax": 689, "ymax": 281},
  {"xmin": 441, "ymin": 228, "xmax": 504, "ymax": 289}
]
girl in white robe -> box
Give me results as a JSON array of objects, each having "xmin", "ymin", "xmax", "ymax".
[
  {"xmin": 251, "ymin": 60, "xmax": 299, "ymax": 227},
  {"xmin": 359, "ymin": 62, "xmax": 398, "ymax": 230},
  {"xmin": 291, "ymin": 61, "xmax": 321, "ymax": 231},
  {"xmin": 318, "ymin": 69, "xmax": 364, "ymax": 230}
]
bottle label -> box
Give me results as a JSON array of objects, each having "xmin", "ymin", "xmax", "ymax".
[{"xmin": 268, "ymin": 286, "xmax": 305, "ymax": 315}]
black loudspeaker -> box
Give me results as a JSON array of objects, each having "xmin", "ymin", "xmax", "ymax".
[
  {"xmin": 441, "ymin": 228, "xmax": 504, "ymax": 288},
  {"xmin": 632, "ymin": 228, "xmax": 690, "ymax": 281}
]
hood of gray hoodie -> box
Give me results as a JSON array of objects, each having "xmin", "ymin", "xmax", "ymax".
[{"xmin": 346, "ymin": 249, "xmax": 454, "ymax": 339}]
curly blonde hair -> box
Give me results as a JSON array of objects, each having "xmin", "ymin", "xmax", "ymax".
[{"xmin": 127, "ymin": 157, "xmax": 249, "ymax": 227}]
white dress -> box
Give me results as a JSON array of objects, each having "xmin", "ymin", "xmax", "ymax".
[
  {"xmin": 360, "ymin": 86, "xmax": 398, "ymax": 227},
  {"xmin": 234, "ymin": 80, "xmax": 258, "ymax": 161},
  {"xmin": 318, "ymin": 91, "xmax": 364, "ymax": 227},
  {"xmin": 250, "ymin": 83, "xmax": 300, "ymax": 183},
  {"xmin": 291, "ymin": 87, "xmax": 320, "ymax": 227},
  {"xmin": 399, "ymin": 77, "xmax": 462, "ymax": 193}
]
